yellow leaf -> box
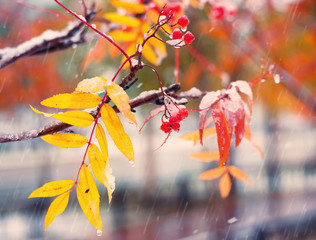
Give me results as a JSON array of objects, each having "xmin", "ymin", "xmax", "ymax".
[
  {"xmin": 30, "ymin": 105, "xmax": 54, "ymax": 118},
  {"xmin": 108, "ymin": 30, "xmax": 138, "ymax": 42},
  {"xmin": 110, "ymin": 0, "xmax": 145, "ymax": 14},
  {"xmin": 228, "ymin": 166, "xmax": 251, "ymax": 185},
  {"xmin": 104, "ymin": 13, "xmax": 141, "ymax": 28},
  {"xmin": 199, "ymin": 166, "xmax": 227, "ymax": 180},
  {"xmin": 100, "ymin": 104, "xmax": 134, "ymax": 162},
  {"xmin": 180, "ymin": 127, "xmax": 216, "ymax": 145},
  {"xmin": 41, "ymin": 133, "xmax": 88, "ymax": 148},
  {"xmin": 28, "ymin": 180, "xmax": 75, "ymax": 198},
  {"xmin": 41, "ymin": 93, "xmax": 101, "ymax": 109},
  {"xmin": 44, "ymin": 192, "xmax": 70, "ymax": 230},
  {"xmin": 187, "ymin": 151, "xmax": 219, "ymax": 162},
  {"xmin": 95, "ymin": 124, "xmax": 115, "ymax": 203},
  {"xmin": 96, "ymin": 124, "xmax": 108, "ymax": 160},
  {"xmin": 74, "ymin": 77, "xmax": 107, "ymax": 94},
  {"xmin": 52, "ymin": 111, "xmax": 95, "ymax": 127},
  {"xmin": 88, "ymin": 144, "xmax": 115, "ymax": 203},
  {"xmin": 77, "ymin": 164, "xmax": 102, "ymax": 231},
  {"xmin": 107, "ymin": 83, "xmax": 137, "ymax": 125},
  {"xmin": 219, "ymin": 173, "xmax": 231, "ymax": 198},
  {"xmin": 142, "ymin": 43, "xmax": 158, "ymax": 65},
  {"xmin": 149, "ymin": 35, "xmax": 167, "ymax": 59}
]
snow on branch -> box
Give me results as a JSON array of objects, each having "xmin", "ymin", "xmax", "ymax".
[{"xmin": 0, "ymin": 8, "xmax": 97, "ymax": 70}]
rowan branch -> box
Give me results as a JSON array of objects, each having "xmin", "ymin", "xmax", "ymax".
[
  {"xmin": 0, "ymin": 83, "xmax": 207, "ymax": 143},
  {"xmin": 0, "ymin": 8, "xmax": 97, "ymax": 70}
]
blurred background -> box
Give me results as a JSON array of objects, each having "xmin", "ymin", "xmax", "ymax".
[{"xmin": 0, "ymin": 0, "xmax": 316, "ymax": 239}]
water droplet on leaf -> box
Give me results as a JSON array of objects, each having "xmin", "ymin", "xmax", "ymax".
[
  {"xmin": 274, "ymin": 74, "xmax": 280, "ymax": 84},
  {"xmin": 129, "ymin": 160, "xmax": 135, "ymax": 167},
  {"xmin": 97, "ymin": 229, "xmax": 102, "ymax": 236}
]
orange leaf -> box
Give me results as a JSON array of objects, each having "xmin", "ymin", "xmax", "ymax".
[
  {"xmin": 199, "ymin": 166, "xmax": 227, "ymax": 180},
  {"xmin": 81, "ymin": 38, "xmax": 107, "ymax": 70},
  {"xmin": 44, "ymin": 192, "xmax": 70, "ymax": 230},
  {"xmin": 187, "ymin": 151, "xmax": 219, "ymax": 162},
  {"xmin": 107, "ymin": 83, "xmax": 137, "ymax": 125},
  {"xmin": 41, "ymin": 133, "xmax": 88, "ymax": 148},
  {"xmin": 41, "ymin": 93, "xmax": 101, "ymax": 109},
  {"xmin": 219, "ymin": 172, "xmax": 231, "ymax": 198},
  {"xmin": 244, "ymin": 124, "xmax": 264, "ymax": 158},
  {"xmin": 104, "ymin": 13, "xmax": 141, "ymax": 28},
  {"xmin": 100, "ymin": 104, "xmax": 134, "ymax": 162},
  {"xmin": 180, "ymin": 127, "xmax": 216, "ymax": 145},
  {"xmin": 228, "ymin": 166, "xmax": 251, "ymax": 185},
  {"xmin": 77, "ymin": 164, "xmax": 102, "ymax": 231}
]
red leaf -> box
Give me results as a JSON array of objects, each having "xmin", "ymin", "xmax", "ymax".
[
  {"xmin": 222, "ymin": 89, "xmax": 245, "ymax": 147},
  {"xmin": 139, "ymin": 106, "xmax": 165, "ymax": 132},
  {"xmin": 199, "ymin": 91, "xmax": 220, "ymax": 144},
  {"xmin": 234, "ymin": 108, "xmax": 245, "ymax": 147},
  {"xmin": 212, "ymin": 106, "xmax": 231, "ymax": 167}
]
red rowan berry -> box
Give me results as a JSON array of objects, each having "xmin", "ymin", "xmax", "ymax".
[
  {"xmin": 177, "ymin": 16, "xmax": 190, "ymax": 28},
  {"xmin": 183, "ymin": 31, "xmax": 195, "ymax": 44},
  {"xmin": 171, "ymin": 122, "xmax": 180, "ymax": 131},
  {"xmin": 172, "ymin": 28, "xmax": 183, "ymax": 40},
  {"xmin": 169, "ymin": 115, "xmax": 182, "ymax": 124},
  {"xmin": 160, "ymin": 122, "xmax": 171, "ymax": 133},
  {"xmin": 179, "ymin": 108, "xmax": 189, "ymax": 119},
  {"xmin": 213, "ymin": 6, "xmax": 225, "ymax": 20}
]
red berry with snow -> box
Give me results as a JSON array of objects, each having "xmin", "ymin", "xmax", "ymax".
[
  {"xmin": 179, "ymin": 108, "xmax": 189, "ymax": 119},
  {"xmin": 171, "ymin": 122, "xmax": 181, "ymax": 131},
  {"xmin": 169, "ymin": 115, "xmax": 182, "ymax": 124},
  {"xmin": 160, "ymin": 122, "xmax": 171, "ymax": 133},
  {"xmin": 172, "ymin": 28, "xmax": 183, "ymax": 40},
  {"xmin": 177, "ymin": 16, "xmax": 190, "ymax": 28},
  {"xmin": 213, "ymin": 6, "xmax": 225, "ymax": 20},
  {"xmin": 183, "ymin": 31, "xmax": 195, "ymax": 44}
]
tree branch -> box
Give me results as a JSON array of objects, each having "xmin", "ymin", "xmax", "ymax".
[
  {"xmin": 0, "ymin": 83, "xmax": 199, "ymax": 143},
  {"xmin": 0, "ymin": 8, "xmax": 97, "ymax": 70}
]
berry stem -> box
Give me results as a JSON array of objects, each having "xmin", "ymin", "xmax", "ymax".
[{"xmin": 174, "ymin": 48, "xmax": 179, "ymax": 83}]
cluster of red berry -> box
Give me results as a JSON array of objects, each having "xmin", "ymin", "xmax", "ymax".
[
  {"xmin": 160, "ymin": 108, "xmax": 189, "ymax": 133},
  {"xmin": 210, "ymin": 3, "xmax": 237, "ymax": 21},
  {"xmin": 171, "ymin": 15, "xmax": 195, "ymax": 44}
]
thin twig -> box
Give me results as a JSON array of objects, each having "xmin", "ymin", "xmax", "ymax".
[{"xmin": 0, "ymin": 9, "xmax": 97, "ymax": 70}]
